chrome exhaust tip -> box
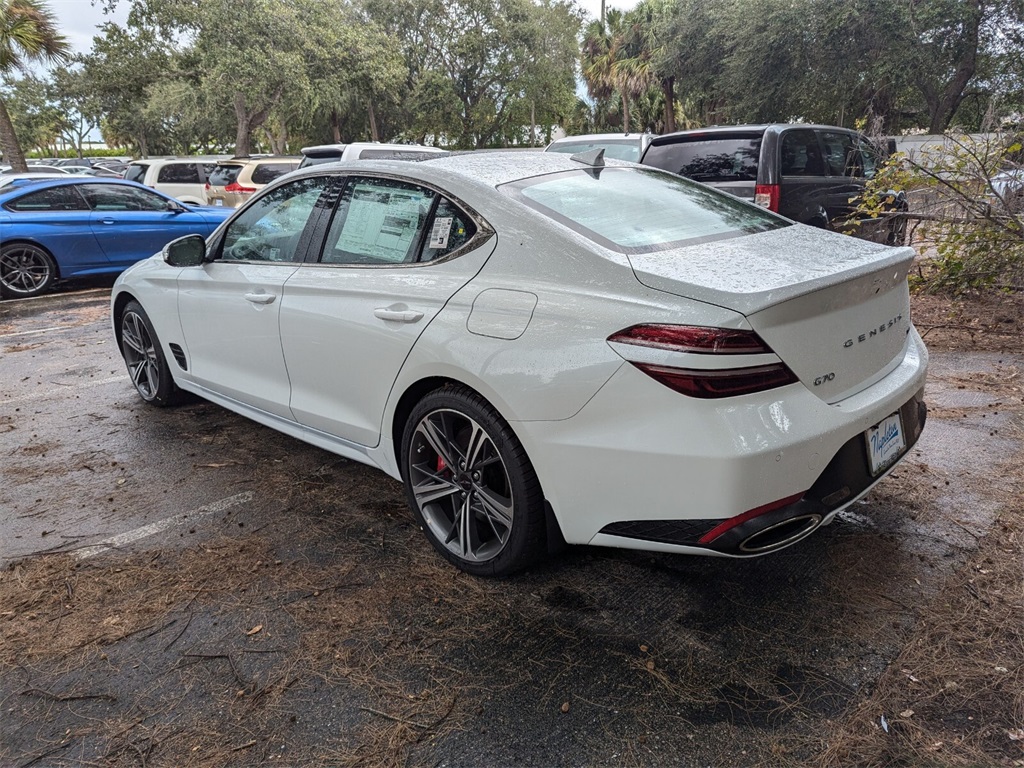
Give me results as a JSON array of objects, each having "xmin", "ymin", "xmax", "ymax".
[{"xmin": 737, "ymin": 513, "xmax": 822, "ymax": 554}]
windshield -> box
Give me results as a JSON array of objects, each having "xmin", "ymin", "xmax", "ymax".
[
  {"xmin": 547, "ymin": 140, "xmax": 641, "ymax": 162},
  {"xmin": 643, "ymin": 135, "xmax": 762, "ymax": 182},
  {"xmin": 502, "ymin": 167, "xmax": 787, "ymax": 253}
]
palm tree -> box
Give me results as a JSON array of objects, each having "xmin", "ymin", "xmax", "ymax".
[
  {"xmin": 0, "ymin": 0, "xmax": 68, "ymax": 172},
  {"xmin": 582, "ymin": 10, "xmax": 632, "ymax": 132}
]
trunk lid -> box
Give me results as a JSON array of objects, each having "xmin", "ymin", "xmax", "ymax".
[{"xmin": 627, "ymin": 225, "xmax": 915, "ymax": 403}]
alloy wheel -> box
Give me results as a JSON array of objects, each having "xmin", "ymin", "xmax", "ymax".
[
  {"xmin": 0, "ymin": 245, "xmax": 53, "ymax": 296},
  {"xmin": 408, "ymin": 408, "xmax": 514, "ymax": 563},
  {"xmin": 121, "ymin": 311, "xmax": 161, "ymax": 400}
]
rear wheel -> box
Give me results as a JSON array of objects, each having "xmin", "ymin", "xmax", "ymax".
[
  {"xmin": 120, "ymin": 301, "xmax": 181, "ymax": 407},
  {"xmin": 401, "ymin": 386, "xmax": 546, "ymax": 576},
  {"xmin": 0, "ymin": 243, "xmax": 56, "ymax": 298}
]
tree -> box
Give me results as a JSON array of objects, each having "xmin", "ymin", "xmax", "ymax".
[
  {"xmin": 368, "ymin": 0, "xmax": 579, "ymax": 149},
  {"xmin": 0, "ymin": 0, "xmax": 68, "ymax": 171}
]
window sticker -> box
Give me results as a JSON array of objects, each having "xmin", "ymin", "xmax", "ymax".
[
  {"xmin": 334, "ymin": 184, "xmax": 428, "ymax": 263},
  {"xmin": 429, "ymin": 216, "xmax": 453, "ymax": 249}
]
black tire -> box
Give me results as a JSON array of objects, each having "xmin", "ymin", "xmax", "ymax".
[
  {"xmin": 119, "ymin": 300, "xmax": 182, "ymax": 407},
  {"xmin": 400, "ymin": 386, "xmax": 546, "ymax": 577},
  {"xmin": 0, "ymin": 242, "xmax": 57, "ymax": 299},
  {"xmin": 886, "ymin": 207, "xmax": 908, "ymax": 246}
]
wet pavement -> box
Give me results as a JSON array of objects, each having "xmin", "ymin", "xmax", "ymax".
[{"xmin": 1, "ymin": 288, "xmax": 1021, "ymax": 767}]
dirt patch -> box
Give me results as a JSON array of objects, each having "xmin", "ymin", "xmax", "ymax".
[
  {"xmin": 812, "ymin": 501, "xmax": 1024, "ymax": 767},
  {"xmin": 912, "ymin": 289, "xmax": 1024, "ymax": 353}
]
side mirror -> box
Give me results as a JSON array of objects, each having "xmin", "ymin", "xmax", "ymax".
[{"xmin": 163, "ymin": 234, "xmax": 206, "ymax": 267}]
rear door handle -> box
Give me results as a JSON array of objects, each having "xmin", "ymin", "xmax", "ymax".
[
  {"xmin": 374, "ymin": 307, "xmax": 423, "ymax": 323},
  {"xmin": 244, "ymin": 293, "xmax": 276, "ymax": 305},
  {"xmin": 100, "ymin": 218, "xmax": 115, "ymax": 225}
]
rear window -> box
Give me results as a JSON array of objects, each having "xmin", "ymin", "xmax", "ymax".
[
  {"xmin": 643, "ymin": 135, "xmax": 762, "ymax": 182},
  {"xmin": 123, "ymin": 164, "xmax": 148, "ymax": 184},
  {"xmin": 502, "ymin": 167, "xmax": 787, "ymax": 254},
  {"xmin": 209, "ymin": 164, "xmax": 243, "ymax": 187},
  {"xmin": 299, "ymin": 154, "xmax": 341, "ymax": 169},
  {"xmin": 546, "ymin": 140, "xmax": 641, "ymax": 162},
  {"xmin": 251, "ymin": 162, "xmax": 298, "ymax": 184}
]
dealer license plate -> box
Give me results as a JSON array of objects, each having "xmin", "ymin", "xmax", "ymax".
[{"xmin": 865, "ymin": 411, "xmax": 905, "ymax": 476}]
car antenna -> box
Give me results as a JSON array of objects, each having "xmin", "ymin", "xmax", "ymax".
[{"xmin": 569, "ymin": 148, "xmax": 605, "ymax": 167}]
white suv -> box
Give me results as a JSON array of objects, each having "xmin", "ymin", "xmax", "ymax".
[
  {"xmin": 298, "ymin": 142, "xmax": 446, "ymax": 168},
  {"xmin": 124, "ymin": 158, "xmax": 220, "ymax": 204}
]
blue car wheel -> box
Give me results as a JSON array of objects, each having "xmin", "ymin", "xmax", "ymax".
[{"xmin": 0, "ymin": 242, "xmax": 57, "ymax": 299}]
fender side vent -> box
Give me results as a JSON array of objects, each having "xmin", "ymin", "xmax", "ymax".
[{"xmin": 169, "ymin": 343, "xmax": 188, "ymax": 371}]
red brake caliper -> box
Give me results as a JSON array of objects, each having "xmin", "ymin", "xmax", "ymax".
[{"xmin": 437, "ymin": 455, "xmax": 447, "ymax": 473}]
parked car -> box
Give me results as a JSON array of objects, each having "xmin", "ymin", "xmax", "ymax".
[
  {"xmin": 111, "ymin": 151, "xmax": 928, "ymax": 576},
  {"xmin": 298, "ymin": 142, "xmax": 446, "ymax": 168},
  {"xmin": 640, "ymin": 124, "xmax": 907, "ymax": 244},
  {"xmin": 0, "ymin": 173, "xmax": 70, "ymax": 187},
  {"xmin": 205, "ymin": 156, "xmax": 301, "ymax": 208},
  {"xmin": 545, "ymin": 132, "xmax": 656, "ymax": 162},
  {"xmin": 991, "ymin": 167, "xmax": 1024, "ymax": 212},
  {"xmin": 124, "ymin": 158, "xmax": 218, "ymax": 204},
  {"xmin": 0, "ymin": 177, "xmax": 232, "ymax": 298},
  {"xmin": 1, "ymin": 165, "xmax": 70, "ymax": 174}
]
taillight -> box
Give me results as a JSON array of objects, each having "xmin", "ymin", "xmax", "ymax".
[
  {"xmin": 204, "ymin": 182, "xmax": 210, "ymax": 190},
  {"xmin": 608, "ymin": 324, "xmax": 798, "ymax": 398},
  {"xmin": 608, "ymin": 325, "xmax": 772, "ymax": 354},
  {"xmin": 754, "ymin": 183, "xmax": 780, "ymax": 212},
  {"xmin": 224, "ymin": 182, "xmax": 256, "ymax": 193}
]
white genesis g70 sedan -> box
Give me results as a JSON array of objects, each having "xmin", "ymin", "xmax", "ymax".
[{"xmin": 111, "ymin": 150, "xmax": 928, "ymax": 576}]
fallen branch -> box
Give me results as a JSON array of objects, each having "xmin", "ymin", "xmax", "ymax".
[
  {"xmin": 359, "ymin": 706, "xmax": 429, "ymax": 729},
  {"xmin": 20, "ymin": 687, "xmax": 116, "ymax": 703}
]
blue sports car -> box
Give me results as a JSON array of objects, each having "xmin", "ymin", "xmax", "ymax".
[{"xmin": 0, "ymin": 177, "xmax": 232, "ymax": 298}]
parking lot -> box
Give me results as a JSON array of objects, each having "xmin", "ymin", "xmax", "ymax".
[{"xmin": 1, "ymin": 287, "xmax": 1022, "ymax": 767}]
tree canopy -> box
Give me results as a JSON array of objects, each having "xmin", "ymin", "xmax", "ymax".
[{"xmin": 3, "ymin": 0, "xmax": 1024, "ymax": 159}]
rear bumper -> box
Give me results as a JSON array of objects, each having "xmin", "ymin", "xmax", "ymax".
[
  {"xmin": 513, "ymin": 327, "xmax": 928, "ymax": 555},
  {"xmin": 599, "ymin": 388, "xmax": 926, "ymax": 555}
]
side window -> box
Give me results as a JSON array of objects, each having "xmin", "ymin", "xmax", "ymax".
[
  {"xmin": 819, "ymin": 131, "xmax": 858, "ymax": 177},
  {"xmin": 322, "ymin": 177, "xmax": 436, "ymax": 265},
  {"xmin": 157, "ymin": 163, "xmax": 202, "ymax": 184},
  {"xmin": 6, "ymin": 185, "xmax": 89, "ymax": 212},
  {"xmin": 79, "ymin": 185, "xmax": 171, "ymax": 212},
  {"xmin": 418, "ymin": 197, "xmax": 477, "ymax": 262},
  {"xmin": 780, "ymin": 130, "xmax": 825, "ymax": 177},
  {"xmin": 220, "ymin": 176, "xmax": 334, "ymax": 262},
  {"xmin": 123, "ymin": 164, "xmax": 148, "ymax": 184},
  {"xmin": 856, "ymin": 138, "xmax": 878, "ymax": 179}
]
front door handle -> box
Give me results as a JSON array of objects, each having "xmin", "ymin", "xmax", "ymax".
[
  {"xmin": 244, "ymin": 293, "xmax": 276, "ymax": 305},
  {"xmin": 99, "ymin": 218, "xmax": 115, "ymax": 225},
  {"xmin": 374, "ymin": 307, "xmax": 423, "ymax": 323}
]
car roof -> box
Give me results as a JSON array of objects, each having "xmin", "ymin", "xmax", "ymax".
[
  {"xmin": 288, "ymin": 149, "xmax": 633, "ymax": 190},
  {"xmin": 650, "ymin": 123, "xmax": 860, "ymax": 143},
  {"xmin": 216, "ymin": 156, "xmax": 301, "ymax": 165},
  {"xmin": 548, "ymin": 133, "xmax": 652, "ymax": 144},
  {"xmin": 0, "ymin": 176, "xmax": 166, "ymax": 201},
  {"xmin": 300, "ymin": 142, "xmax": 446, "ymax": 157}
]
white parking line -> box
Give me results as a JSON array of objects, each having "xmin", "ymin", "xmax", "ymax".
[
  {"xmin": 0, "ymin": 375, "xmax": 130, "ymax": 407},
  {"xmin": 75, "ymin": 491, "xmax": 255, "ymax": 560},
  {"xmin": 0, "ymin": 324, "xmax": 85, "ymax": 339}
]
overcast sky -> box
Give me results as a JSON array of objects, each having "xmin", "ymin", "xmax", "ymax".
[{"xmin": 53, "ymin": 0, "xmax": 640, "ymax": 56}]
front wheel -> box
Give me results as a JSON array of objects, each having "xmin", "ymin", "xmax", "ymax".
[
  {"xmin": 0, "ymin": 243, "xmax": 57, "ymax": 298},
  {"xmin": 401, "ymin": 386, "xmax": 546, "ymax": 577},
  {"xmin": 119, "ymin": 300, "xmax": 181, "ymax": 407}
]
